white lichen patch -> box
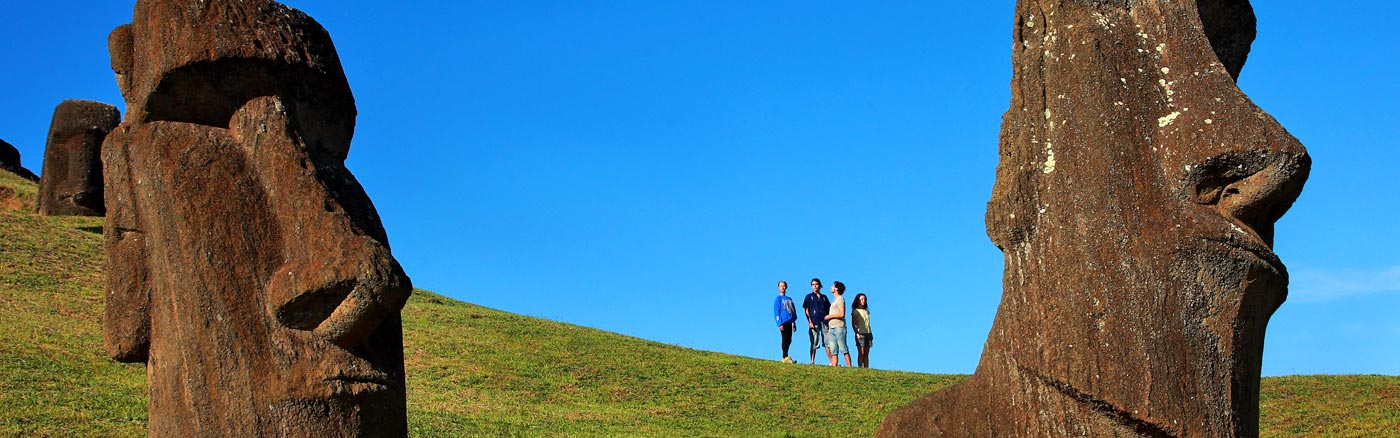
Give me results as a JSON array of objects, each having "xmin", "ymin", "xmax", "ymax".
[
  {"xmin": 1204, "ymin": 119, "xmax": 1213, "ymax": 124},
  {"xmin": 1229, "ymin": 223, "xmax": 1245, "ymax": 235},
  {"xmin": 1094, "ymin": 12, "xmax": 1111, "ymax": 28},
  {"xmin": 1159, "ymin": 78, "xmax": 1177, "ymax": 104},
  {"xmin": 1043, "ymin": 143, "xmax": 1057, "ymax": 174},
  {"xmin": 1160, "ymin": 67, "xmax": 1170, "ymax": 74},
  {"xmin": 1158, "ymin": 111, "xmax": 1181, "ymax": 127}
]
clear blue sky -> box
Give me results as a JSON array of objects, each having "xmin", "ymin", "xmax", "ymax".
[{"xmin": 2, "ymin": 1, "xmax": 1395, "ymax": 376}]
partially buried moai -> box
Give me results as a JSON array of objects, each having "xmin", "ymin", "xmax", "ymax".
[
  {"xmin": 878, "ymin": 1, "xmax": 1308, "ymax": 437},
  {"xmin": 0, "ymin": 138, "xmax": 40, "ymax": 182},
  {"xmin": 101, "ymin": 1, "xmax": 412, "ymax": 436},
  {"xmin": 37, "ymin": 99, "xmax": 119, "ymax": 216}
]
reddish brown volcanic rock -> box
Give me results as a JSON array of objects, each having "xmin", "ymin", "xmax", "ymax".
[
  {"xmin": 877, "ymin": 1, "xmax": 1309, "ymax": 437},
  {"xmin": 0, "ymin": 138, "xmax": 40, "ymax": 182},
  {"xmin": 102, "ymin": 1, "xmax": 411, "ymax": 436},
  {"xmin": 36, "ymin": 100, "xmax": 119, "ymax": 216}
]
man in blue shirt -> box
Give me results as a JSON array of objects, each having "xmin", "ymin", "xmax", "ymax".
[
  {"xmin": 801, "ymin": 278, "xmax": 831, "ymax": 365},
  {"xmin": 773, "ymin": 280, "xmax": 797, "ymax": 363}
]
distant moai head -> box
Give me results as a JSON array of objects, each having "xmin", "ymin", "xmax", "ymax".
[
  {"xmin": 102, "ymin": 1, "xmax": 412, "ymax": 436},
  {"xmin": 879, "ymin": 0, "xmax": 1309, "ymax": 437},
  {"xmin": 37, "ymin": 99, "xmax": 119, "ymax": 216},
  {"xmin": 0, "ymin": 138, "xmax": 41, "ymax": 183}
]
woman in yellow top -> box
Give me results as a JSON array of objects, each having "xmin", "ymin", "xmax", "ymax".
[{"xmin": 852, "ymin": 293, "xmax": 873, "ymax": 368}]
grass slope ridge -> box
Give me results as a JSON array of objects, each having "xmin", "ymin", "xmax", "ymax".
[{"xmin": 0, "ymin": 171, "xmax": 1396, "ymax": 437}]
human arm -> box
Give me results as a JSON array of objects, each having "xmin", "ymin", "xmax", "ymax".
[
  {"xmin": 802, "ymin": 296, "xmax": 814, "ymax": 328},
  {"xmin": 824, "ymin": 302, "xmax": 844, "ymax": 321}
]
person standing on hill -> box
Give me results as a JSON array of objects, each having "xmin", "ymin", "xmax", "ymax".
[
  {"xmin": 852, "ymin": 293, "xmax": 873, "ymax": 368},
  {"xmin": 802, "ymin": 278, "xmax": 830, "ymax": 365},
  {"xmin": 824, "ymin": 281, "xmax": 852, "ymax": 367},
  {"xmin": 773, "ymin": 280, "xmax": 798, "ymax": 363}
]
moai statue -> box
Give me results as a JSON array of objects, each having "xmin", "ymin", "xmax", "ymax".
[
  {"xmin": 877, "ymin": 1, "xmax": 1308, "ymax": 437},
  {"xmin": 36, "ymin": 99, "xmax": 119, "ymax": 216},
  {"xmin": 0, "ymin": 138, "xmax": 41, "ymax": 182},
  {"xmin": 101, "ymin": 1, "xmax": 413, "ymax": 436}
]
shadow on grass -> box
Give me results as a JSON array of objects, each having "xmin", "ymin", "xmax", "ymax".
[{"xmin": 77, "ymin": 226, "xmax": 102, "ymax": 234}]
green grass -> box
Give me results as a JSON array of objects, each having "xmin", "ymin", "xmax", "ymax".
[
  {"xmin": 1261, "ymin": 375, "xmax": 1400, "ymax": 437},
  {"xmin": 0, "ymin": 170, "xmax": 1396, "ymax": 437}
]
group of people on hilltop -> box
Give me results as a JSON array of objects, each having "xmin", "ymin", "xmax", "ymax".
[{"xmin": 772, "ymin": 278, "xmax": 873, "ymax": 367}]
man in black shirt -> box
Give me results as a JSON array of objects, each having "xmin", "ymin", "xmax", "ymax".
[{"xmin": 801, "ymin": 278, "xmax": 831, "ymax": 365}]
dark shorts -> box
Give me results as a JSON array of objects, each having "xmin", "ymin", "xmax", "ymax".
[
  {"xmin": 856, "ymin": 332, "xmax": 874, "ymax": 348},
  {"xmin": 808, "ymin": 325, "xmax": 825, "ymax": 352}
]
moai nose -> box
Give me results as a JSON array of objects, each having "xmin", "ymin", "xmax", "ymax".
[
  {"xmin": 1188, "ymin": 150, "xmax": 1310, "ymax": 246},
  {"xmin": 1217, "ymin": 157, "xmax": 1307, "ymax": 245}
]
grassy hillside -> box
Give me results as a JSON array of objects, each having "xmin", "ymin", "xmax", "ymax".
[{"xmin": 1, "ymin": 171, "xmax": 1396, "ymax": 437}]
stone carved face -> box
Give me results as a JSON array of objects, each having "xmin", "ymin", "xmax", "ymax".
[
  {"xmin": 880, "ymin": 0, "xmax": 1308, "ymax": 436},
  {"xmin": 102, "ymin": 1, "xmax": 411, "ymax": 436}
]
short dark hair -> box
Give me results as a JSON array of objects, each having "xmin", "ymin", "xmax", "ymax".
[
  {"xmin": 778, "ymin": 280, "xmax": 787, "ymax": 287},
  {"xmin": 853, "ymin": 293, "xmax": 868, "ymax": 309},
  {"xmin": 810, "ymin": 278, "xmax": 822, "ymax": 287},
  {"xmin": 833, "ymin": 281, "xmax": 845, "ymax": 294}
]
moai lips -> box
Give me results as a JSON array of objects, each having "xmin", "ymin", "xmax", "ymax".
[
  {"xmin": 101, "ymin": 1, "xmax": 412, "ymax": 436},
  {"xmin": 877, "ymin": 1, "xmax": 1308, "ymax": 437}
]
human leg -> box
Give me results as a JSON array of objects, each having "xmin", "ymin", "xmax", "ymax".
[
  {"xmin": 833, "ymin": 327, "xmax": 851, "ymax": 367},
  {"xmin": 856, "ymin": 333, "xmax": 871, "ymax": 367},
  {"xmin": 824, "ymin": 326, "xmax": 838, "ymax": 366},
  {"xmin": 864, "ymin": 333, "xmax": 873, "ymax": 367},
  {"xmin": 780, "ymin": 322, "xmax": 794, "ymax": 360}
]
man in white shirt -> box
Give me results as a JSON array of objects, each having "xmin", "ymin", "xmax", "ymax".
[{"xmin": 823, "ymin": 281, "xmax": 852, "ymax": 367}]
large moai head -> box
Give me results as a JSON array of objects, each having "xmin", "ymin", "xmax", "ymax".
[
  {"xmin": 101, "ymin": 1, "xmax": 412, "ymax": 436},
  {"xmin": 37, "ymin": 99, "xmax": 119, "ymax": 216},
  {"xmin": 878, "ymin": 1, "xmax": 1308, "ymax": 437}
]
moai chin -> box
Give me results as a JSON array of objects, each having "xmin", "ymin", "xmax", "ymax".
[
  {"xmin": 878, "ymin": 1, "xmax": 1309, "ymax": 437},
  {"xmin": 101, "ymin": 1, "xmax": 413, "ymax": 436},
  {"xmin": 37, "ymin": 99, "xmax": 119, "ymax": 216}
]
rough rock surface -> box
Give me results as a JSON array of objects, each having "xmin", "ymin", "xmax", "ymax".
[
  {"xmin": 102, "ymin": 1, "xmax": 412, "ymax": 436},
  {"xmin": 0, "ymin": 138, "xmax": 40, "ymax": 182},
  {"xmin": 35, "ymin": 100, "xmax": 119, "ymax": 216},
  {"xmin": 877, "ymin": 1, "xmax": 1309, "ymax": 437}
]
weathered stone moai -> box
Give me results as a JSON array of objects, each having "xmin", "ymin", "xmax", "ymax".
[
  {"xmin": 102, "ymin": 1, "xmax": 412, "ymax": 436},
  {"xmin": 0, "ymin": 138, "xmax": 40, "ymax": 182},
  {"xmin": 36, "ymin": 100, "xmax": 119, "ymax": 216},
  {"xmin": 877, "ymin": 1, "xmax": 1308, "ymax": 437}
]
